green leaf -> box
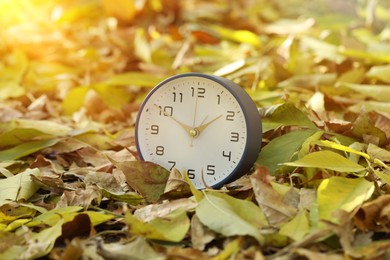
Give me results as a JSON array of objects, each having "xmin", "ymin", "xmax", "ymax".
[
  {"xmin": 196, "ymin": 192, "xmax": 265, "ymax": 243},
  {"xmin": 125, "ymin": 208, "xmax": 190, "ymax": 242},
  {"xmin": 0, "ymin": 138, "xmax": 60, "ymax": 161},
  {"xmin": 279, "ymin": 211, "xmax": 310, "ymax": 241},
  {"xmin": 257, "ymin": 129, "xmax": 317, "ymax": 174},
  {"xmin": 317, "ymin": 177, "xmax": 374, "ymax": 222},
  {"xmin": 284, "ymin": 150, "xmax": 365, "ymax": 172},
  {"xmin": 0, "ymin": 168, "xmax": 41, "ymax": 206}
]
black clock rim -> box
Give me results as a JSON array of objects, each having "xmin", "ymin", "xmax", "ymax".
[{"xmin": 135, "ymin": 72, "xmax": 262, "ymax": 189}]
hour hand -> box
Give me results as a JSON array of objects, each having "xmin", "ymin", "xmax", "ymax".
[
  {"xmin": 197, "ymin": 115, "xmax": 222, "ymax": 134},
  {"xmin": 153, "ymin": 104, "xmax": 192, "ymax": 134}
]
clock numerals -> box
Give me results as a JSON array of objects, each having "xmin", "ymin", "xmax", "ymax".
[
  {"xmin": 188, "ymin": 169, "xmax": 195, "ymax": 179},
  {"xmin": 191, "ymin": 87, "xmax": 206, "ymax": 98},
  {"xmin": 217, "ymin": 94, "xmax": 221, "ymax": 105},
  {"xmin": 158, "ymin": 106, "xmax": 173, "ymax": 116},
  {"xmin": 230, "ymin": 132, "xmax": 239, "ymax": 142},
  {"xmin": 168, "ymin": 160, "xmax": 176, "ymax": 171},
  {"xmin": 222, "ymin": 150, "xmax": 232, "ymax": 161},
  {"xmin": 206, "ymin": 164, "xmax": 216, "ymax": 175},
  {"xmin": 156, "ymin": 146, "xmax": 165, "ymax": 156},
  {"xmin": 226, "ymin": 111, "xmax": 235, "ymax": 121},
  {"xmin": 173, "ymin": 92, "xmax": 183, "ymax": 103},
  {"xmin": 150, "ymin": 125, "xmax": 159, "ymax": 135},
  {"xmin": 187, "ymin": 165, "xmax": 216, "ymax": 179}
]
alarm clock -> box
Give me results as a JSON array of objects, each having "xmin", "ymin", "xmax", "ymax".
[{"xmin": 135, "ymin": 73, "xmax": 262, "ymax": 189}]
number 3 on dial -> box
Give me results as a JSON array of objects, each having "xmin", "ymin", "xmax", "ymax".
[{"xmin": 135, "ymin": 73, "xmax": 262, "ymax": 189}]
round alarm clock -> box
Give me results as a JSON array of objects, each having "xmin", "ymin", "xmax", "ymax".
[{"xmin": 135, "ymin": 73, "xmax": 262, "ymax": 189}]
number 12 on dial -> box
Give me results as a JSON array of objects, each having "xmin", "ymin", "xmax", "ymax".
[{"xmin": 136, "ymin": 73, "xmax": 262, "ymax": 189}]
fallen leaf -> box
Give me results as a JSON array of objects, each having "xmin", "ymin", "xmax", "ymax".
[
  {"xmin": 279, "ymin": 210, "xmax": 310, "ymax": 241},
  {"xmin": 20, "ymin": 218, "xmax": 64, "ymax": 259},
  {"xmin": 0, "ymin": 139, "xmax": 60, "ymax": 161},
  {"xmin": 354, "ymin": 194, "xmax": 390, "ymax": 231},
  {"xmin": 191, "ymin": 214, "xmax": 215, "ymax": 250},
  {"xmin": 367, "ymin": 64, "xmax": 390, "ymax": 84},
  {"xmin": 317, "ymin": 176, "xmax": 374, "ymax": 222},
  {"xmin": 250, "ymin": 168, "xmax": 297, "ymax": 227},
  {"xmin": 0, "ymin": 168, "xmax": 41, "ymax": 206},
  {"xmin": 284, "ymin": 150, "xmax": 366, "ymax": 172},
  {"xmin": 257, "ymin": 130, "xmax": 317, "ymax": 174},
  {"xmin": 125, "ymin": 208, "xmax": 190, "ymax": 242},
  {"xmin": 99, "ymin": 237, "xmax": 165, "ymax": 260},
  {"xmin": 134, "ymin": 198, "xmax": 197, "ymax": 222},
  {"xmin": 196, "ymin": 191, "xmax": 266, "ymax": 243},
  {"xmin": 112, "ymin": 160, "xmax": 170, "ymax": 203},
  {"xmin": 57, "ymin": 213, "xmax": 92, "ymax": 244}
]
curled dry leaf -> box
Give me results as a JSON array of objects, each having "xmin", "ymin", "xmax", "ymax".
[
  {"xmin": 354, "ymin": 194, "xmax": 390, "ymax": 231},
  {"xmin": 250, "ymin": 167, "xmax": 297, "ymax": 227}
]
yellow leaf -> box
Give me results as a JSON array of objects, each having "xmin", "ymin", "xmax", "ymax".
[
  {"xmin": 93, "ymin": 84, "xmax": 132, "ymax": 108},
  {"xmin": 213, "ymin": 238, "xmax": 242, "ymax": 260},
  {"xmin": 314, "ymin": 140, "xmax": 370, "ymax": 160},
  {"xmin": 211, "ymin": 25, "xmax": 261, "ymax": 47},
  {"xmin": 125, "ymin": 208, "xmax": 190, "ymax": 242},
  {"xmin": 135, "ymin": 28, "xmax": 152, "ymax": 63},
  {"xmin": 62, "ymin": 86, "xmax": 89, "ymax": 115},
  {"xmin": 0, "ymin": 168, "xmax": 41, "ymax": 206},
  {"xmin": 102, "ymin": 0, "xmax": 136, "ymax": 23},
  {"xmin": 279, "ymin": 211, "xmax": 310, "ymax": 241},
  {"xmin": 317, "ymin": 177, "xmax": 374, "ymax": 222}
]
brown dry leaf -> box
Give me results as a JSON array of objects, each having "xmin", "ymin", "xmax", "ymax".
[
  {"xmin": 111, "ymin": 160, "xmax": 170, "ymax": 203},
  {"xmin": 191, "ymin": 214, "xmax": 216, "ymax": 251},
  {"xmin": 250, "ymin": 167, "xmax": 297, "ymax": 227},
  {"xmin": 355, "ymin": 194, "xmax": 390, "ymax": 231},
  {"xmin": 56, "ymin": 214, "xmax": 92, "ymax": 245},
  {"xmin": 134, "ymin": 198, "xmax": 197, "ymax": 222}
]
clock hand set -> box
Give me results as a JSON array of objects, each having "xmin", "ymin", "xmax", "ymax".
[
  {"xmin": 196, "ymin": 114, "xmax": 223, "ymax": 134},
  {"xmin": 153, "ymin": 104, "xmax": 222, "ymax": 140},
  {"xmin": 153, "ymin": 104, "xmax": 192, "ymax": 133}
]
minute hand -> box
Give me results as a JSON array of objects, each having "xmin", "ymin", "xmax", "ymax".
[
  {"xmin": 196, "ymin": 115, "xmax": 222, "ymax": 134},
  {"xmin": 153, "ymin": 104, "xmax": 192, "ymax": 134}
]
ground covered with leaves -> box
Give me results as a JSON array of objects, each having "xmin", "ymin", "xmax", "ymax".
[{"xmin": 1, "ymin": 0, "xmax": 390, "ymax": 259}]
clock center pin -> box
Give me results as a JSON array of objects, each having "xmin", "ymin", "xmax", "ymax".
[{"xmin": 189, "ymin": 128, "xmax": 200, "ymax": 138}]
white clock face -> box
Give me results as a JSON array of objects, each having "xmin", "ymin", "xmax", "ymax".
[{"xmin": 136, "ymin": 76, "xmax": 248, "ymax": 189}]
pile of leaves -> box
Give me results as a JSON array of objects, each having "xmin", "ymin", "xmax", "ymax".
[{"xmin": 1, "ymin": 0, "xmax": 390, "ymax": 258}]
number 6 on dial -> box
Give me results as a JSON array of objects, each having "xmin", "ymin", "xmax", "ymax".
[{"xmin": 135, "ymin": 73, "xmax": 262, "ymax": 189}]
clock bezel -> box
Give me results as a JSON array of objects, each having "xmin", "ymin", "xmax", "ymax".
[{"xmin": 135, "ymin": 72, "xmax": 262, "ymax": 188}]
